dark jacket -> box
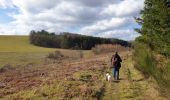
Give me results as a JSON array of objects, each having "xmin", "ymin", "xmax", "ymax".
[{"xmin": 113, "ymin": 54, "xmax": 122, "ymax": 68}]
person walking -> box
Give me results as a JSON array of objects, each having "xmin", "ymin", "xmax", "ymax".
[{"xmin": 111, "ymin": 52, "xmax": 122, "ymax": 80}]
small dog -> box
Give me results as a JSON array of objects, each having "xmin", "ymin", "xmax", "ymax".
[{"xmin": 105, "ymin": 73, "xmax": 111, "ymax": 82}]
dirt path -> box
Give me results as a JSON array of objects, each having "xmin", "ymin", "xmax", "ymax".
[{"xmin": 103, "ymin": 53, "xmax": 166, "ymax": 100}]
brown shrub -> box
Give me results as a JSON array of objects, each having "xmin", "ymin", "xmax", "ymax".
[
  {"xmin": 92, "ymin": 44, "xmax": 130, "ymax": 54},
  {"xmin": 0, "ymin": 64, "xmax": 14, "ymax": 73},
  {"xmin": 46, "ymin": 50, "xmax": 64, "ymax": 60}
]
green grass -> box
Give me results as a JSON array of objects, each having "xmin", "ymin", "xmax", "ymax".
[
  {"xmin": 0, "ymin": 36, "xmax": 57, "ymax": 67},
  {"xmin": 0, "ymin": 36, "xmax": 56, "ymax": 53}
]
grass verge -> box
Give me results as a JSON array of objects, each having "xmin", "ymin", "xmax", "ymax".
[{"xmin": 133, "ymin": 42, "xmax": 170, "ymax": 98}]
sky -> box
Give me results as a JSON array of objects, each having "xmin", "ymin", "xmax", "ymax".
[{"xmin": 0, "ymin": 0, "xmax": 144, "ymax": 41}]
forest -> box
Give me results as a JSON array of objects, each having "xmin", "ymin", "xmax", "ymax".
[{"xmin": 29, "ymin": 30, "xmax": 130, "ymax": 50}]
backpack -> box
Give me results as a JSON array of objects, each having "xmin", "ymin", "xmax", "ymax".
[{"xmin": 113, "ymin": 58, "xmax": 118, "ymax": 65}]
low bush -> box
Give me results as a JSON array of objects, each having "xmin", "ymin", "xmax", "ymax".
[
  {"xmin": 0, "ymin": 64, "xmax": 14, "ymax": 73},
  {"xmin": 46, "ymin": 50, "xmax": 64, "ymax": 60}
]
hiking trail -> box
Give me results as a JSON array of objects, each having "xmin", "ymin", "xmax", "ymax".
[{"xmin": 102, "ymin": 52, "xmax": 166, "ymax": 100}]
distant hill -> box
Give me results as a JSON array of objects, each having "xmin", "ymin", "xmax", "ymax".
[
  {"xmin": 0, "ymin": 36, "xmax": 55, "ymax": 53},
  {"xmin": 29, "ymin": 30, "xmax": 131, "ymax": 50}
]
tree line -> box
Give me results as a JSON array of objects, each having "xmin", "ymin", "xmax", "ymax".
[
  {"xmin": 29, "ymin": 30, "xmax": 130, "ymax": 50},
  {"xmin": 133, "ymin": 0, "xmax": 170, "ymax": 96}
]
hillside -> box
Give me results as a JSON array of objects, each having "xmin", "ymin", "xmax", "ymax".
[
  {"xmin": 0, "ymin": 36, "xmax": 55, "ymax": 67},
  {"xmin": 0, "ymin": 36, "xmax": 55, "ymax": 53},
  {"xmin": 0, "ymin": 36, "xmax": 86, "ymax": 67}
]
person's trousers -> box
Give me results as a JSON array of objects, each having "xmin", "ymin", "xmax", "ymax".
[{"xmin": 112, "ymin": 67, "xmax": 119, "ymax": 80}]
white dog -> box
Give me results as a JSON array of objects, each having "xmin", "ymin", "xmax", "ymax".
[{"xmin": 106, "ymin": 73, "xmax": 111, "ymax": 82}]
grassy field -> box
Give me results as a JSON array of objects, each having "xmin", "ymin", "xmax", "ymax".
[
  {"xmin": 0, "ymin": 36, "xmax": 57, "ymax": 52},
  {"xmin": 0, "ymin": 36, "xmax": 56, "ymax": 67},
  {"xmin": 0, "ymin": 36, "xmax": 92, "ymax": 68}
]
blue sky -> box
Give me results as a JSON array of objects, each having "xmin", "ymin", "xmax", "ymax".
[
  {"xmin": 0, "ymin": 8, "xmax": 14, "ymax": 23},
  {"xmin": 0, "ymin": 0, "xmax": 144, "ymax": 40}
]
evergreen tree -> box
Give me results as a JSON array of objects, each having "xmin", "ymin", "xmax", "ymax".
[{"xmin": 136, "ymin": 0, "xmax": 170, "ymax": 55}]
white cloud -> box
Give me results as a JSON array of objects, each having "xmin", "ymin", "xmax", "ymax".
[
  {"xmin": 80, "ymin": 17, "xmax": 132, "ymax": 35},
  {"xmin": 0, "ymin": 0, "xmax": 13, "ymax": 8},
  {"xmin": 101, "ymin": 0, "xmax": 144, "ymax": 17},
  {"xmin": 0, "ymin": 0, "xmax": 144, "ymax": 40},
  {"xmin": 98, "ymin": 29, "xmax": 140, "ymax": 41}
]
